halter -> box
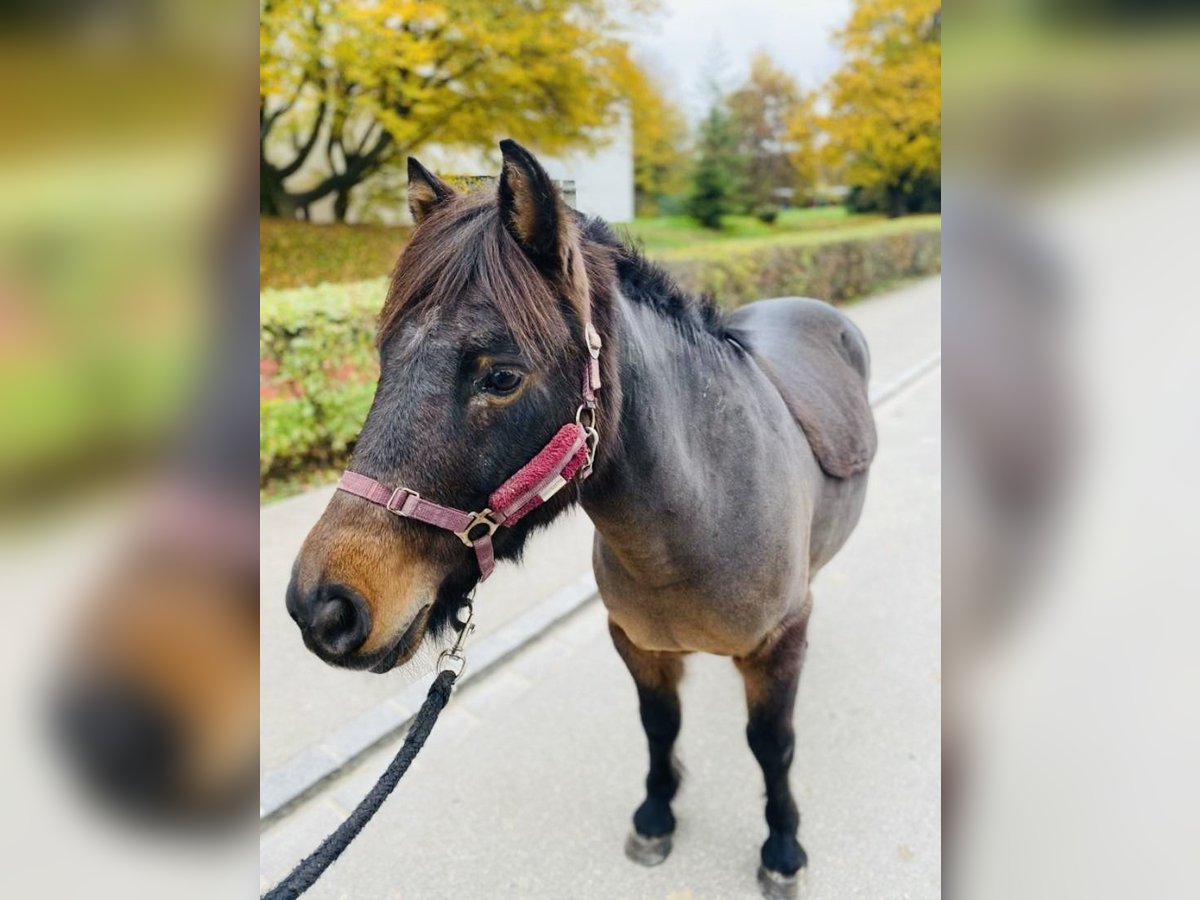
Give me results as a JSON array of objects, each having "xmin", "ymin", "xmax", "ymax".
[{"xmin": 336, "ymin": 322, "xmax": 603, "ymax": 581}]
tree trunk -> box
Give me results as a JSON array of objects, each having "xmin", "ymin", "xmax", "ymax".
[
  {"xmin": 260, "ymin": 162, "xmax": 299, "ymax": 219},
  {"xmin": 333, "ymin": 186, "xmax": 352, "ymax": 222},
  {"xmin": 260, "ymin": 163, "xmax": 282, "ymax": 217}
]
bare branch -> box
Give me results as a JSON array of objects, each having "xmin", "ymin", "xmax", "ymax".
[{"xmin": 275, "ymin": 99, "xmax": 327, "ymax": 180}]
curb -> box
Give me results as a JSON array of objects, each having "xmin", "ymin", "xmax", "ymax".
[
  {"xmin": 260, "ymin": 572, "xmax": 598, "ymax": 824},
  {"xmin": 869, "ymin": 351, "xmax": 940, "ymax": 407},
  {"xmin": 259, "ymin": 350, "xmax": 941, "ymax": 826}
]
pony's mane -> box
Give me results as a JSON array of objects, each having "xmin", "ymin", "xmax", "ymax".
[{"xmin": 578, "ymin": 214, "xmax": 732, "ymax": 346}]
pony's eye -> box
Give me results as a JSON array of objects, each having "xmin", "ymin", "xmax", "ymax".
[{"xmin": 482, "ymin": 368, "xmax": 523, "ymax": 395}]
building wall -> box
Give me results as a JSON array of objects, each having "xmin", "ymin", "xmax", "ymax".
[{"xmin": 537, "ymin": 107, "xmax": 634, "ymax": 224}]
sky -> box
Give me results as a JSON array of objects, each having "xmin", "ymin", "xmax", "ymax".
[{"xmin": 628, "ymin": 0, "xmax": 853, "ymax": 120}]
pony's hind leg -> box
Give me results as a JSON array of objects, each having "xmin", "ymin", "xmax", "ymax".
[
  {"xmin": 735, "ymin": 608, "xmax": 811, "ymax": 899},
  {"xmin": 608, "ymin": 617, "xmax": 685, "ymax": 867}
]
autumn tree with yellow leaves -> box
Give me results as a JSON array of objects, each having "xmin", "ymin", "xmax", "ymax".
[
  {"xmin": 626, "ymin": 66, "xmax": 690, "ymax": 216},
  {"xmin": 260, "ymin": 0, "xmax": 645, "ymax": 220},
  {"xmin": 727, "ymin": 52, "xmax": 809, "ymax": 217},
  {"xmin": 819, "ymin": 0, "xmax": 941, "ymax": 216},
  {"xmin": 784, "ymin": 91, "xmax": 821, "ymax": 206}
]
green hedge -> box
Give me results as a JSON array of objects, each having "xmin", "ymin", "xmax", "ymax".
[
  {"xmin": 657, "ymin": 216, "xmax": 941, "ymax": 306},
  {"xmin": 260, "ymin": 279, "xmax": 385, "ymax": 482},
  {"xmin": 260, "ymin": 221, "xmax": 940, "ymax": 486}
]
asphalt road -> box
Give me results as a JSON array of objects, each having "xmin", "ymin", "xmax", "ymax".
[{"xmin": 260, "ymin": 277, "xmax": 941, "ymax": 898}]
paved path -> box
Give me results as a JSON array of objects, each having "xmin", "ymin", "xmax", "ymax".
[{"xmin": 260, "ymin": 278, "xmax": 941, "ymax": 898}]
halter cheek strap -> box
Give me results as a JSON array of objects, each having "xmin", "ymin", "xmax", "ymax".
[{"xmin": 336, "ymin": 323, "xmax": 603, "ymax": 581}]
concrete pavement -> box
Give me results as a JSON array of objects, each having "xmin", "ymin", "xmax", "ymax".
[{"xmin": 260, "ymin": 277, "xmax": 941, "ymax": 898}]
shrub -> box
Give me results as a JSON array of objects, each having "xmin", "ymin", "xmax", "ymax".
[
  {"xmin": 754, "ymin": 205, "xmax": 780, "ymax": 225},
  {"xmin": 259, "ymin": 279, "xmax": 386, "ymax": 482},
  {"xmin": 658, "ymin": 219, "xmax": 940, "ymax": 307},
  {"xmin": 845, "ymin": 175, "xmax": 941, "ymax": 217}
]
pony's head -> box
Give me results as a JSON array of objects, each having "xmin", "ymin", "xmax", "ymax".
[{"xmin": 287, "ymin": 141, "xmax": 616, "ymax": 673}]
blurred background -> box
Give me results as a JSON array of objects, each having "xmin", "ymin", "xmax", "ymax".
[
  {"xmin": 0, "ymin": 0, "xmax": 260, "ymax": 897},
  {"xmin": 944, "ymin": 3, "xmax": 1200, "ymax": 899}
]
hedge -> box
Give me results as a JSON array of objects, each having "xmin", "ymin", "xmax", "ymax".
[
  {"xmin": 260, "ymin": 279, "xmax": 385, "ymax": 481},
  {"xmin": 260, "ymin": 220, "xmax": 940, "ymax": 486},
  {"xmin": 657, "ymin": 216, "xmax": 941, "ymax": 306}
]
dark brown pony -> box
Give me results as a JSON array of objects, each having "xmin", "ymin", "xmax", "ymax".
[{"xmin": 287, "ymin": 141, "xmax": 876, "ymax": 898}]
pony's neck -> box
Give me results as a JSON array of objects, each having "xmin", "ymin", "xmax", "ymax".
[{"xmin": 580, "ymin": 286, "xmax": 739, "ymax": 587}]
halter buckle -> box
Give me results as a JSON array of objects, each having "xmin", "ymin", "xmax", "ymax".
[
  {"xmin": 454, "ymin": 509, "xmax": 500, "ymax": 547},
  {"xmin": 385, "ymin": 487, "xmax": 420, "ymax": 516}
]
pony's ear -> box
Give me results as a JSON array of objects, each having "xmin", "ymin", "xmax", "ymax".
[
  {"xmin": 497, "ymin": 139, "xmax": 568, "ymax": 275},
  {"xmin": 407, "ymin": 157, "xmax": 455, "ymax": 225}
]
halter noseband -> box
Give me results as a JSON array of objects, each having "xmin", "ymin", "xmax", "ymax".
[{"xmin": 336, "ymin": 323, "xmax": 603, "ymax": 581}]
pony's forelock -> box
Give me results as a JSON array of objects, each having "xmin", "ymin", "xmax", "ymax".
[{"xmin": 378, "ymin": 192, "xmax": 570, "ymax": 363}]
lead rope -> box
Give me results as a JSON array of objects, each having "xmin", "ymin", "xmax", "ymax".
[{"xmin": 261, "ymin": 602, "xmax": 477, "ymax": 900}]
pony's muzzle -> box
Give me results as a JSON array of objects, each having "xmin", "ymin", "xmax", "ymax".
[{"xmin": 287, "ymin": 578, "xmax": 372, "ymax": 662}]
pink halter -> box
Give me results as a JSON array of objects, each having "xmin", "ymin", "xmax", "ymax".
[{"xmin": 336, "ymin": 323, "xmax": 603, "ymax": 580}]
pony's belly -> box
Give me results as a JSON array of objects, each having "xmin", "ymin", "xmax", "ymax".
[{"xmin": 600, "ymin": 584, "xmax": 782, "ymax": 657}]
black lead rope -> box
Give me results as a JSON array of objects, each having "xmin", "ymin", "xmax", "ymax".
[
  {"xmin": 262, "ymin": 669, "xmax": 457, "ymax": 900},
  {"xmin": 263, "ymin": 603, "xmax": 476, "ymax": 900}
]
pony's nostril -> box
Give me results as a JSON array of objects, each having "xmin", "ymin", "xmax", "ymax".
[{"xmin": 310, "ymin": 593, "xmax": 370, "ymax": 658}]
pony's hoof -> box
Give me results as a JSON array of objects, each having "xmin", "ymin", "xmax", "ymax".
[
  {"xmin": 757, "ymin": 865, "xmax": 806, "ymax": 900},
  {"xmin": 624, "ymin": 830, "xmax": 672, "ymax": 866}
]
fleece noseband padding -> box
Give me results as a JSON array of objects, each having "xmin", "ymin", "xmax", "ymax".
[{"xmin": 489, "ymin": 423, "xmax": 589, "ymax": 525}]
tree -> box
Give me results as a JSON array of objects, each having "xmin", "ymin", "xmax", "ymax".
[
  {"xmin": 687, "ymin": 98, "xmax": 742, "ymax": 230},
  {"xmin": 726, "ymin": 52, "xmax": 804, "ymax": 217},
  {"xmin": 821, "ymin": 0, "xmax": 941, "ymax": 217},
  {"xmin": 784, "ymin": 90, "xmax": 821, "ymax": 206},
  {"xmin": 626, "ymin": 64, "xmax": 690, "ymax": 216},
  {"xmin": 260, "ymin": 0, "xmax": 643, "ymax": 220}
]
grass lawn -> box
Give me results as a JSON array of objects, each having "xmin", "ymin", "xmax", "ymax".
[
  {"xmin": 618, "ymin": 206, "xmax": 879, "ymax": 253},
  {"xmin": 260, "ymin": 218, "xmax": 411, "ymax": 291},
  {"xmin": 646, "ymin": 213, "xmax": 941, "ymax": 260}
]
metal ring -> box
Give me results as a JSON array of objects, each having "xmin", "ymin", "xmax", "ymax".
[
  {"xmin": 437, "ymin": 650, "xmax": 467, "ymax": 678},
  {"xmin": 454, "ymin": 509, "xmax": 500, "ymax": 547}
]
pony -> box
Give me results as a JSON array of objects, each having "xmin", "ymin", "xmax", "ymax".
[{"xmin": 286, "ymin": 140, "xmax": 876, "ymax": 898}]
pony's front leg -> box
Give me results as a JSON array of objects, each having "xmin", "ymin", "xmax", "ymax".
[
  {"xmin": 735, "ymin": 609, "xmax": 811, "ymax": 899},
  {"xmin": 608, "ymin": 617, "xmax": 685, "ymax": 867}
]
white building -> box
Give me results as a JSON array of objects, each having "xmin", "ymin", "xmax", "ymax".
[{"xmin": 297, "ymin": 109, "xmax": 634, "ymax": 226}]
